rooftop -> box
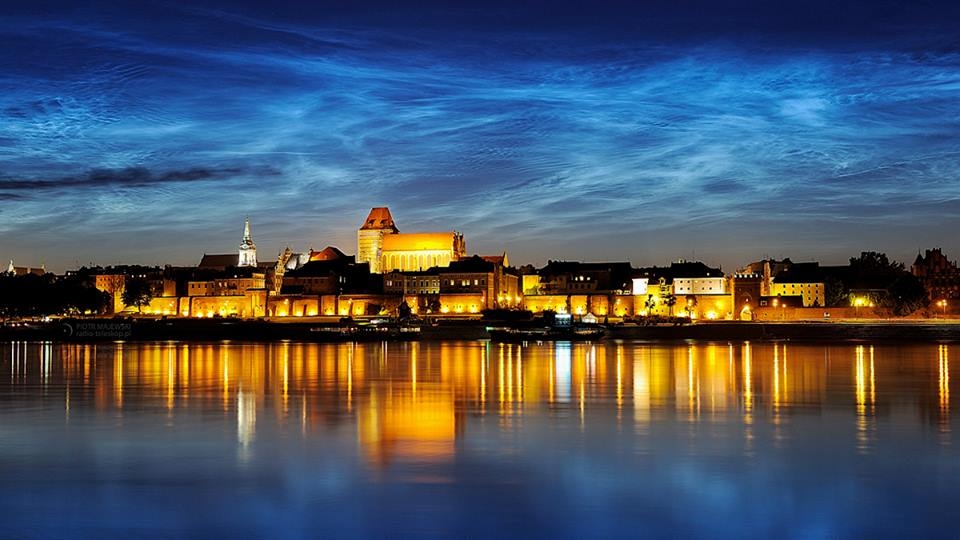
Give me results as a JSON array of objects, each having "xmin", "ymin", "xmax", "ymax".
[{"xmin": 359, "ymin": 207, "xmax": 399, "ymax": 232}]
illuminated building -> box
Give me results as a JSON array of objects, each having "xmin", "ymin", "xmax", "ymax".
[
  {"xmin": 635, "ymin": 261, "xmax": 731, "ymax": 318},
  {"xmin": 439, "ymin": 255, "xmax": 520, "ymax": 311},
  {"xmin": 731, "ymin": 273, "xmax": 762, "ymax": 320},
  {"xmin": 281, "ymin": 253, "xmax": 361, "ymax": 296},
  {"xmin": 5, "ymin": 260, "xmax": 45, "ymax": 276},
  {"xmin": 381, "ymin": 232, "xmax": 466, "ymax": 272},
  {"xmin": 357, "ymin": 207, "xmax": 466, "ymax": 273},
  {"xmin": 740, "ymin": 259, "xmax": 825, "ymax": 308},
  {"xmin": 357, "ymin": 207, "xmax": 399, "ymax": 273},
  {"xmin": 523, "ymin": 261, "xmax": 634, "ymax": 316},
  {"xmin": 238, "ymin": 218, "xmax": 257, "ymax": 267},
  {"xmin": 537, "ymin": 261, "xmax": 633, "ymax": 294},
  {"xmin": 94, "ymin": 273, "xmax": 127, "ymax": 313},
  {"xmin": 382, "ymin": 255, "xmax": 519, "ymax": 313},
  {"xmin": 199, "ymin": 219, "xmax": 268, "ymax": 271},
  {"xmin": 769, "ymin": 263, "xmax": 826, "ymax": 307},
  {"xmin": 384, "ymin": 271, "xmax": 441, "ymax": 296}
]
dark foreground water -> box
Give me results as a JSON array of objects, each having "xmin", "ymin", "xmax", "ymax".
[{"xmin": 0, "ymin": 340, "xmax": 957, "ymax": 539}]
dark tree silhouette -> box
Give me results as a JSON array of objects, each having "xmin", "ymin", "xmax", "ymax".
[
  {"xmin": 663, "ymin": 294, "xmax": 677, "ymax": 317},
  {"xmin": 121, "ymin": 278, "xmax": 153, "ymax": 313}
]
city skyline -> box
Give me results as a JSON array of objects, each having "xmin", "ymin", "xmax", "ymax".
[{"xmin": 3, "ymin": 1, "xmax": 960, "ymax": 271}]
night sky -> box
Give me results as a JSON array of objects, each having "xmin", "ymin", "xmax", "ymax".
[{"xmin": 2, "ymin": 0, "xmax": 960, "ymax": 271}]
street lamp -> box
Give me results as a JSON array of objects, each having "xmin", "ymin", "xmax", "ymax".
[
  {"xmin": 853, "ymin": 297, "xmax": 865, "ymax": 318},
  {"xmin": 938, "ymin": 299, "xmax": 948, "ymax": 318}
]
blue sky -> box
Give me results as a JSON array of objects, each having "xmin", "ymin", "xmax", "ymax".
[{"xmin": 2, "ymin": 0, "xmax": 960, "ymax": 271}]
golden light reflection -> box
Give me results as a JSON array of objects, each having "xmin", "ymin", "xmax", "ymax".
[
  {"xmin": 939, "ymin": 344, "xmax": 950, "ymax": 419},
  {"xmin": 854, "ymin": 345, "xmax": 876, "ymax": 453},
  {"xmin": 6, "ymin": 341, "xmax": 956, "ymax": 468},
  {"xmin": 113, "ymin": 344, "xmax": 123, "ymax": 409}
]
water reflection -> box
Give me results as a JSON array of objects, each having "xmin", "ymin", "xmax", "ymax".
[
  {"xmin": 0, "ymin": 340, "xmax": 958, "ymax": 537},
  {"xmin": 1, "ymin": 341, "xmax": 955, "ymax": 462}
]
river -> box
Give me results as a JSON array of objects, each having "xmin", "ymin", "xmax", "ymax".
[{"xmin": 0, "ymin": 340, "xmax": 956, "ymax": 538}]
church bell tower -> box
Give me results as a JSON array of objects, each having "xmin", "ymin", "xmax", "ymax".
[{"xmin": 238, "ymin": 218, "xmax": 257, "ymax": 267}]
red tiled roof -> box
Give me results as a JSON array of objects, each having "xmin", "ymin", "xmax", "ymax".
[{"xmin": 359, "ymin": 207, "xmax": 399, "ymax": 232}]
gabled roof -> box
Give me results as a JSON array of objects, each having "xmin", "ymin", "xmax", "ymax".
[
  {"xmin": 198, "ymin": 254, "xmax": 237, "ymax": 269},
  {"xmin": 360, "ymin": 207, "xmax": 399, "ymax": 232},
  {"xmin": 481, "ymin": 253, "xmax": 509, "ymax": 267},
  {"xmin": 309, "ymin": 246, "xmax": 350, "ymax": 262}
]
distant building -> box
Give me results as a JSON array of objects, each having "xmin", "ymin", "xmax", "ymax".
[
  {"xmin": 357, "ymin": 207, "xmax": 399, "ymax": 273},
  {"xmin": 6, "ymin": 260, "xmax": 45, "ymax": 276},
  {"xmin": 381, "ymin": 232, "xmax": 466, "ymax": 272},
  {"xmin": 740, "ymin": 258, "xmax": 825, "ymax": 307},
  {"xmin": 384, "ymin": 270, "xmax": 441, "ymax": 296},
  {"xmin": 523, "ymin": 261, "xmax": 634, "ymax": 317},
  {"xmin": 356, "ymin": 207, "xmax": 466, "ymax": 273},
  {"xmin": 200, "ymin": 219, "xmax": 267, "ymax": 270},
  {"xmin": 537, "ymin": 261, "xmax": 633, "ymax": 295},
  {"xmin": 912, "ymin": 248, "xmax": 960, "ymax": 301},
  {"xmin": 238, "ymin": 218, "xmax": 257, "ymax": 267},
  {"xmin": 638, "ymin": 260, "xmax": 730, "ymax": 319},
  {"xmin": 438, "ymin": 255, "xmax": 520, "ymax": 311},
  {"xmin": 731, "ymin": 273, "xmax": 762, "ymax": 320}
]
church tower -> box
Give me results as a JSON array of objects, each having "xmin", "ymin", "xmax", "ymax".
[
  {"xmin": 357, "ymin": 207, "xmax": 399, "ymax": 273},
  {"xmin": 238, "ymin": 218, "xmax": 257, "ymax": 267}
]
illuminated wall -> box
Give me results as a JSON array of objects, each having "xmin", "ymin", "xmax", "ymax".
[
  {"xmin": 522, "ymin": 294, "xmax": 635, "ymax": 316},
  {"xmin": 439, "ymin": 293, "xmax": 485, "ymax": 314},
  {"xmin": 188, "ymin": 290, "xmax": 266, "ymax": 318},
  {"xmin": 522, "ymin": 275, "xmax": 541, "ymax": 295},
  {"xmin": 770, "ymin": 282, "xmax": 826, "ymax": 307},
  {"xmin": 380, "ymin": 232, "xmax": 466, "ymax": 272},
  {"xmin": 94, "ymin": 274, "xmax": 126, "ymax": 313},
  {"xmin": 358, "ymin": 228, "xmax": 390, "ymax": 274},
  {"xmin": 141, "ymin": 296, "xmax": 179, "ymax": 316}
]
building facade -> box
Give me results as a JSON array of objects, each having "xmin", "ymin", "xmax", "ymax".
[
  {"xmin": 912, "ymin": 248, "xmax": 960, "ymax": 301},
  {"xmin": 357, "ymin": 207, "xmax": 467, "ymax": 274},
  {"xmin": 357, "ymin": 207, "xmax": 399, "ymax": 274},
  {"xmin": 238, "ymin": 218, "xmax": 257, "ymax": 267},
  {"xmin": 381, "ymin": 232, "xmax": 466, "ymax": 272}
]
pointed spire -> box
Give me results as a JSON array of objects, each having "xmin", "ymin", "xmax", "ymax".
[{"xmin": 238, "ymin": 217, "xmax": 257, "ymax": 267}]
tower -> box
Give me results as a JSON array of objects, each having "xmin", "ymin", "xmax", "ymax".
[
  {"xmin": 238, "ymin": 218, "xmax": 257, "ymax": 267},
  {"xmin": 357, "ymin": 207, "xmax": 399, "ymax": 273}
]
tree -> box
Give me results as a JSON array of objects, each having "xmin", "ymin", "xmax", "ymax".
[
  {"xmin": 825, "ymin": 276, "xmax": 848, "ymax": 307},
  {"xmin": 849, "ymin": 251, "xmax": 904, "ymax": 274},
  {"xmin": 684, "ymin": 295, "xmax": 698, "ymax": 318},
  {"xmin": 398, "ymin": 300, "xmax": 412, "ymax": 320},
  {"xmin": 121, "ymin": 278, "xmax": 153, "ymax": 313},
  {"xmin": 663, "ymin": 294, "xmax": 677, "ymax": 317},
  {"xmin": 644, "ymin": 295, "xmax": 657, "ymax": 315},
  {"xmin": 888, "ymin": 274, "xmax": 928, "ymax": 316}
]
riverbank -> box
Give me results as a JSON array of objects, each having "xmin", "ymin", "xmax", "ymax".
[{"xmin": 4, "ymin": 317, "xmax": 960, "ymax": 343}]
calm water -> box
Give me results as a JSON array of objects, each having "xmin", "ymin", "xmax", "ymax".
[{"xmin": 0, "ymin": 340, "xmax": 957, "ymax": 539}]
